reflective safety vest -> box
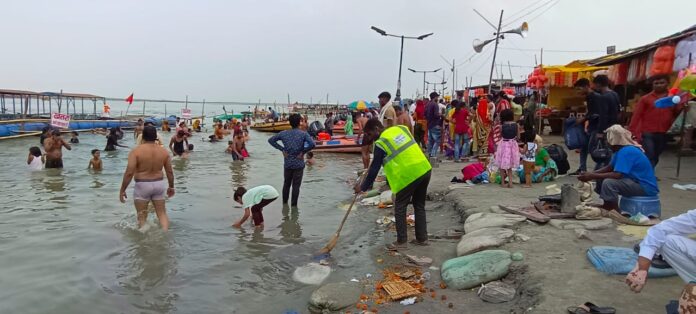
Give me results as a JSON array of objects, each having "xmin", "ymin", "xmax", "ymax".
[{"xmin": 375, "ymin": 125, "xmax": 432, "ymax": 194}]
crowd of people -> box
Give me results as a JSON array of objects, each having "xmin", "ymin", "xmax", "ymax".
[{"xmin": 20, "ymin": 76, "xmax": 695, "ymax": 309}]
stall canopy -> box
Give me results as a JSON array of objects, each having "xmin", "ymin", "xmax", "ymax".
[{"xmin": 537, "ymin": 61, "xmax": 608, "ymax": 88}]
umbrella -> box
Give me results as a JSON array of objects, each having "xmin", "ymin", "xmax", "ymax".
[{"xmin": 347, "ymin": 100, "xmax": 374, "ymax": 111}]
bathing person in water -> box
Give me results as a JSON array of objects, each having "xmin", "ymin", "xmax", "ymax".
[
  {"xmin": 119, "ymin": 126, "xmax": 175, "ymax": 231},
  {"xmin": 69, "ymin": 131, "xmax": 80, "ymax": 144},
  {"xmin": 169, "ymin": 130, "xmax": 189, "ymax": 157},
  {"xmin": 27, "ymin": 146, "xmax": 44, "ymax": 170},
  {"xmin": 44, "ymin": 129, "xmax": 71, "ymax": 169},
  {"xmin": 305, "ymin": 151, "xmax": 315, "ymax": 166},
  {"xmin": 88, "ymin": 149, "xmax": 102, "ymax": 170},
  {"xmin": 232, "ymin": 185, "xmax": 279, "ymax": 229},
  {"xmin": 105, "ymin": 128, "xmax": 128, "ymax": 151}
]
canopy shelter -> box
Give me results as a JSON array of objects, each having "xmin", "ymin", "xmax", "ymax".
[{"xmin": 0, "ymin": 89, "xmax": 105, "ymax": 119}]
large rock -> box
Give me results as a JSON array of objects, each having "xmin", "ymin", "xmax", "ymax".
[
  {"xmin": 293, "ymin": 263, "xmax": 331, "ymax": 285},
  {"xmin": 456, "ymin": 227, "xmax": 515, "ymax": 256},
  {"xmin": 464, "ymin": 213, "xmax": 527, "ymax": 233},
  {"xmin": 308, "ymin": 282, "xmax": 362, "ymax": 313},
  {"xmin": 441, "ymin": 250, "xmax": 512, "ymax": 290}
]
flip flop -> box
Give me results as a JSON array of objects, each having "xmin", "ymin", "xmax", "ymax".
[{"xmin": 567, "ymin": 302, "xmax": 616, "ymax": 314}]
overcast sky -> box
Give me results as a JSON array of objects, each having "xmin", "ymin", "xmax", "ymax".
[{"xmin": 1, "ymin": 0, "xmax": 694, "ymax": 104}]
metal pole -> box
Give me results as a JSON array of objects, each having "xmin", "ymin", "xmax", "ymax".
[
  {"xmin": 185, "ymin": 95, "xmax": 188, "ymax": 109},
  {"xmin": 422, "ymin": 72, "xmax": 426, "ymax": 98},
  {"xmin": 395, "ymin": 35, "xmax": 405, "ymax": 102},
  {"xmin": 81, "ymin": 98, "xmax": 84, "ymax": 116},
  {"xmin": 165, "ymin": 103, "xmax": 167, "ymax": 116},
  {"xmin": 677, "ymin": 52, "xmax": 692, "ymax": 177},
  {"xmin": 487, "ymin": 10, "xmax": 504, "ymax": 94},
  {"xmin": 143, "ymin": 101, "xmax": 146, "ymax": 117}
]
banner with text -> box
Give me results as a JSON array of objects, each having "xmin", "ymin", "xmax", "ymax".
[
  {"xmin": 181, "ymin": 108, "xmax": 192, "ymax": 119},
  {"xmin": 51, "ymin": 112, "xmax": 71, "ymax": 129}
]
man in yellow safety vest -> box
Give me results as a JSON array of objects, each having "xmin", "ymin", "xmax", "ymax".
[{"xmin": 355, "ymin": 118, "xmax": 432, "ymax": 250}]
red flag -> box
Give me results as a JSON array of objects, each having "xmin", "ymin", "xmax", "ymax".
[{"xmin": 125, "ymin": 93, "xmax": 134, "ymax": 105}]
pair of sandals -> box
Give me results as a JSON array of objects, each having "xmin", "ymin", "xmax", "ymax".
[{"xmin": 567, "ymin": 302, "xmax": 616, "ymax": 314}]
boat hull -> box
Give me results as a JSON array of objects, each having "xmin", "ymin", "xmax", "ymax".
[
  {"xmin": 312, "ymin": 137, "xmax": 362, "ymax": 154},
  {"xmin": 250, "ymin": 121, "xmax": 291, "ymax": 132}
]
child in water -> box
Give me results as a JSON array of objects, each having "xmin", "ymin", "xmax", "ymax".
[
  {"xmin": 232, "ymin": 185, "xmax": 280, "ymax": 229},
  {"xmin": 27, "ymin": 146, "xmax": 44, "ymax": 171},
  {"xmin": 70, "ymin": 131, "xmax": 79, "ymax": 144},
  {"xmin": 305, "ymin": 151, "xmax": 315, "ymax": 166},
  {"xmin": 88, "ymin": 149, "xmax": 102, "ymax": 170}
]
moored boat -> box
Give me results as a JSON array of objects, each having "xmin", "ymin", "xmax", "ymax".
[
  {"xmin": 250, "ymin": 121, "xmax": 292, "ymax": 132},
  {"xmin": 312, "ymin": 136, "xmax": 362, "ymax": 154}
]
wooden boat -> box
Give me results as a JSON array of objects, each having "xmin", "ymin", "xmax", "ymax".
[
  {"xmin": 250, "ymin": 120, "xmax": 292, "ymax": 132},
  {"xmin": 312, "ymin": 136, "xmax": 362, "ymax": 154}
]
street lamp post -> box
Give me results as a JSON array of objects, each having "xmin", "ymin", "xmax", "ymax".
[
  {"xmin": 371, "ymin": 26, "xmax": 433, "ymax": 102},
  {"xmin": 408, "ymin": 67, "xmax": 441, "ymax": 99}
]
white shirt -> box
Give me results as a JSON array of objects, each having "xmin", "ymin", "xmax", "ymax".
[
  {"xmin": 639, "ymin": 209, "xmax": 696, "ymax": 260},
  {"xmin": 28, "ymin": 155, "xmax": 43, "ymax": 171},
  {"xmin": 242, "ymin": 185, "xmax": 280, "ymax": 209}
]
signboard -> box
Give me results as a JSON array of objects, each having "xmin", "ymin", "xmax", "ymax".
[
  {"xmin": 51, "ymin": 112, "xmax": 71, "ymax": 129},
  {"xmin": 607, "ymin": 45, "xmax": 616, "ymax": 55},
  {"xmin": 181, "ymin": 108, "xmax": 192, "ymax": 119}
]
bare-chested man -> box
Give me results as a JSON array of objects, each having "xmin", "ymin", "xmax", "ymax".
[
  {"xmin": 394, "ymin": 105, "xmax": 413, "ymax": 134},
  {"xmin": 134, "ymin": 119, "xmax": 144, "ymax": 140},
  {"xmin": 43, "ymin": 129, "xmax": 72, "ymax": 169},
  {"xmin": 119, "ymin": 126, "xmax": 175, "ymax": 231},
  {"xmin": 232, "ymin": 132, "xmax": 245, "ymax": 161}
]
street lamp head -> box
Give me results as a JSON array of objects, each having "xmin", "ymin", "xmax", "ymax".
[
  {"xmin": 370, "ymin": 26, "xmax": 387, "ymax": 36},
  {"xmin": 408, "ymin": 68, "xmax": 417, "ymax": 73},
  {"xmin": 417, "ymin": 33, "xmax": 434, "ymax": 40},
  {"xmin": 434, "ymin": 68, "xmax": 442, "ymax": 73}
]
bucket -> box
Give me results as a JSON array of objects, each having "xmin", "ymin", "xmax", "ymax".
[{"xmin": 619, "ymin": 195, "xmax": 661, "ymax": 218}]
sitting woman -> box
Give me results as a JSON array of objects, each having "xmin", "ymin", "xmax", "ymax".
[{"xmin": 518, "ymin": 135, "xmax": 558, "ymax": 183}]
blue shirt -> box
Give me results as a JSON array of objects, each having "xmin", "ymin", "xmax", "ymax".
[
  {"xmin": 268, "ymin": 128, "xmax": 315, "ymax": 169},
  {"xmin": 610, "ymin": 146, "xmax": 659, "ymax": 196}
]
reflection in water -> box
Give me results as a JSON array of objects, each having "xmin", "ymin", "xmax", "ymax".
[
  {"xmin": 279, "ymin": 205, "xmax": 303, "ymax": 244},
  {"xmin": 90, "ymin": 171, "xmax": 105, "ymax": 188},
  {"xmin": 117, "ymin": 227, "xmax": 179, "ymax": 313},
  {"xmin": 229, "ymin": 161, "xmax": 249, "ymax": 188},
  {"xmin": 43, "ymin": 169, "xmax": 66, "ymax": 192}
]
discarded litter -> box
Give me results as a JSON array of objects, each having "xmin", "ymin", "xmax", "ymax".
[
  {"xmin": 350, "ymin": 278, "xmax": 359, "ymax": 282},
  {"xmin": 399, "ymin": 297, "xmax": 417, "ymax": 305},
  {"xmin": 365, "ymin": 273, "xmax": 372, "ymax": 278},
  {"xmin": 420, "ymin": 272, "xmax": 431, "ymax": 281},
  {"xmin": 376, "ymin": 216, "xmax": 396, "ymax": 225},
  {"xmin": 673, "ymin": 183, "xmax": 696, "ymax": 191}
]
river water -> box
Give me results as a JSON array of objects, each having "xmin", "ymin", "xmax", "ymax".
[{"xmin": 0, "ymin": 126, "xmax": 384, "ymax": 313}]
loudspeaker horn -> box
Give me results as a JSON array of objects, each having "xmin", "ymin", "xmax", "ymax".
[
  {"xmin": 473, "ymin": 38, "xmax": 496, "ymax": 53},
  {"xmin": 505, "ymin": 22, "xmax": 529, "ymax": 38}
]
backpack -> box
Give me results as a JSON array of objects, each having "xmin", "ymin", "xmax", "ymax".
[
  {"xmin": 564, "ymin": 117, "xmax": 588, "ymax": 150},
  {"xmin": 545, "ymin": 144, "xmax": 570, "ymax": 175}
]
